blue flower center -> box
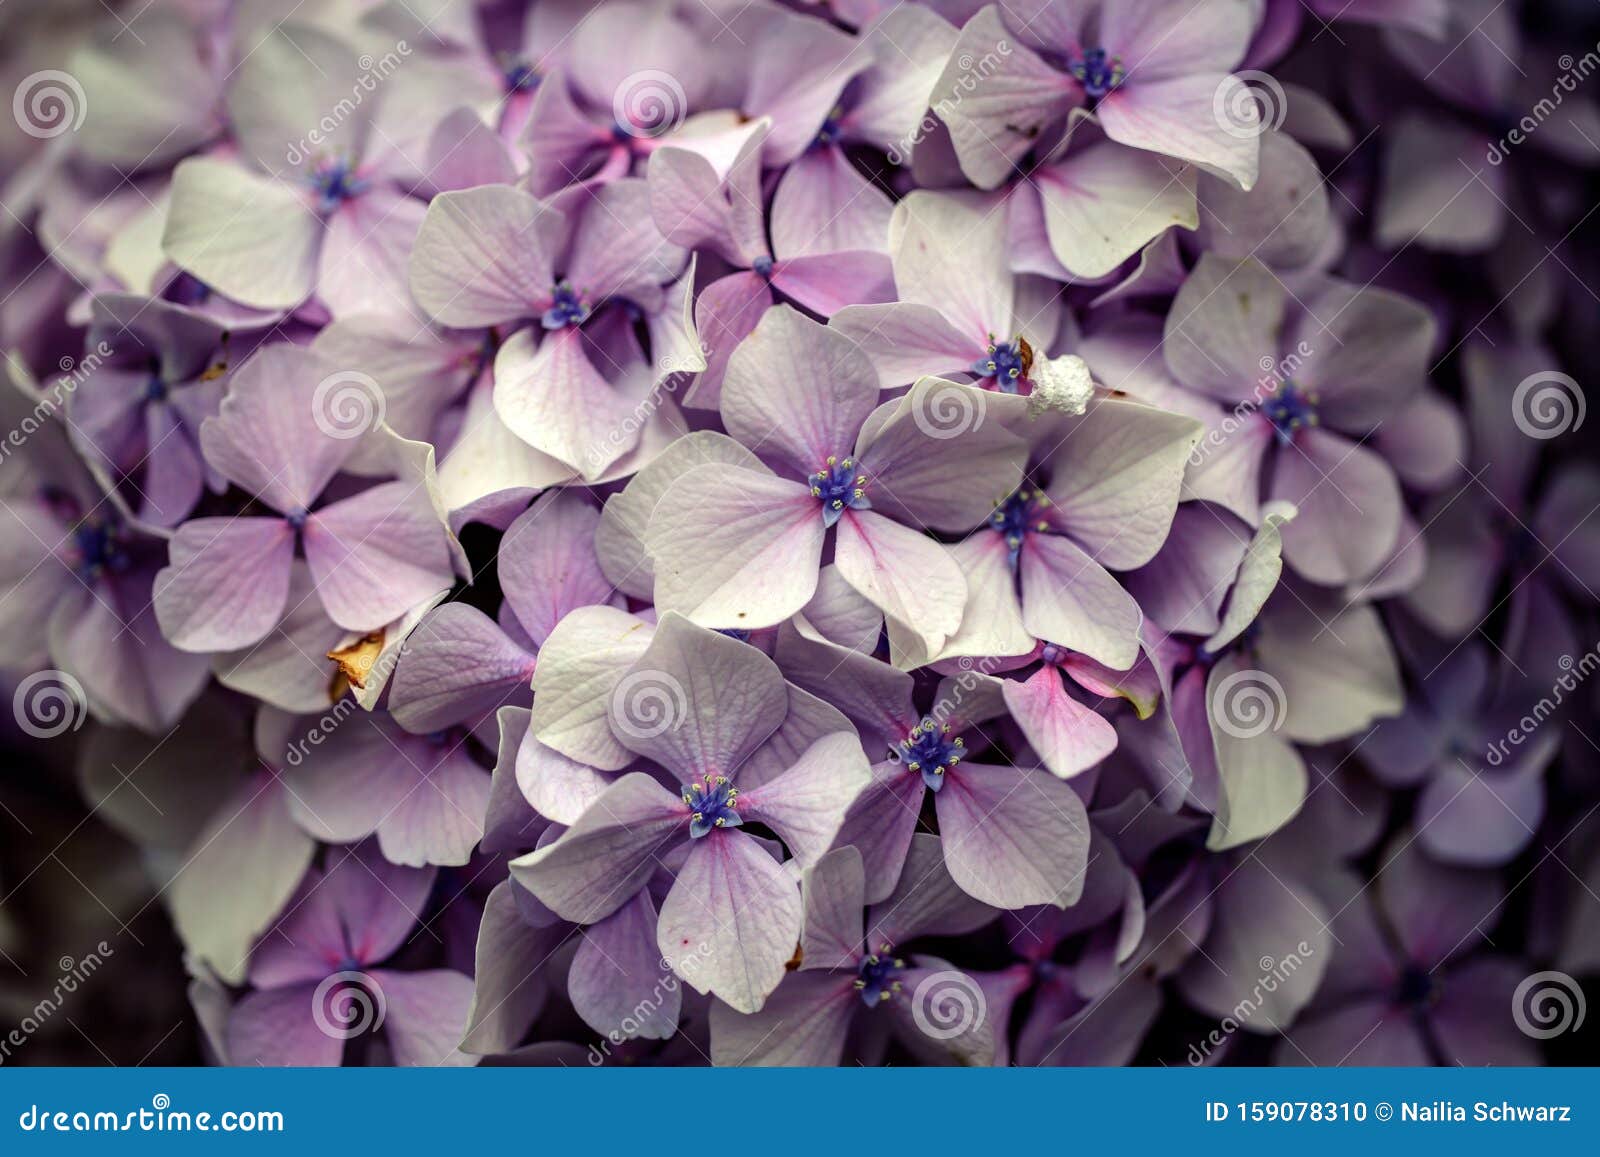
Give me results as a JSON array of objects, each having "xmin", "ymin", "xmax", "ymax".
[
  {"xmin": 286, "ymin": 507, "xmax": 309, "ymax": 531},
  {"xmin": 1039, "ymin": 642, "xmax": 1070, "ymax": 666},
  {"xmin": 815, "ymin": 106, "xmax": 845, "ymax": 148},
  {"xmin": 502, "ymin": 57, "xmax": 540, "ymax": 94},
  {"xmin": 541, "ymin": 281, "xmax": 591, "ymax": 329},
  {"xmin": 307, "ymin": 158, "xmax": 368, "ymax": 214},
  {"xmin": 751, "ymin": 255, "xmax": 775, "ymax": 280},
  {"xmin": 71, "ymin": 518, "xmax": 131, "ymax": 582},
  {"xmin": 971, "ymin": 336, "xmax": 1030, "ymax": 393},
  {"xmin": 895, "ymin": 719, "xmax": 964, "ymax": 792},
  {"xmin": 683, "ymin": 775, "xmax": 741, "ymax": 838},
  {"xmin": 1261, "ymin": 380, "xmax": 1319, "ymax": 442},
  {"xmin": 168, "ymin": 273, "xmax": 212, "ymax": 305},
  {"xmin": 809, "ymin": 456, "xmax": 871, "ymax": 528},
  {"xmin": 855, "ymin": 944, "xmax": 906, "ymax": 1007},
  {"xmin": 988, "ymin": 487, "xmax": 1051, "ymax": 566},
  {"xmin": 144, "ymin": 373, "xmax": 169, "ymax": 403},
  {"xmin": 1070, "ymin": 49, "xmax": 1126, "ymax": 101}
]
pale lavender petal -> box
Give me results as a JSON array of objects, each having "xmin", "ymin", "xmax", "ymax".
[
  {"xmin": 389, "ymin": 603, "xmax": 537, "ymax": 734},
  {"xmin": 571, "ymin": 891, "xmax": 680, "ymax": 1040},
  {"xmin": 409, "ymin": 184, "xmax": 561, "ymax": 327},
  {"xmin": 657, "ymin": 832, "xmax": 802, "ymax": 1014},
  {"xmin": 498, "ymin": 490, "xmax": 615, "ymax": 647},
  {"xmin": 377, "ymin": 968, "xmax": 479, "ymax": 1066},
  {"xmin": 646, "ymin": 465, "xmax": 825, "ymax": 630},
  {"xmin": 721, "ymin": 306, "xmax": 880, "ymax": 479},
  {"xmin": 935, "ymin": 762, "xmax": 1090, "ymax": 909},
  {"xmin": 510, "ymin": 772, "xmax": 688, "ymax": 923},
  {"xmin": 303, "ymin": 481, "xmax": 456, "ymax": 633},
  {"xmin": 1018, "ymin": 533, "xmax": 1143, "ymax": 670},
  {"xmin": 1001, "ymin": 667, "xmax": 1118, "ymax": 780},
  {"xmin": 153, "ymin": 517, "xmax": 295, "ymax": 653},
  {"xmin": 1099, "ymin": 73, "xmax": 1260, "ymax": 189},
  {"xmin": 163, "ymin": 159, "xmax": 320, "ymax": 311},
  {"xmin": 737, "ymin": 731, "xmax": 873, "ymax": 867},
  {"xmin": 708, "ymin": 970, "xmax": 857, "ymax": 1066},
  {"xmin": 607, "ymin": 612, "xmax": 789, "ymax": 783}
]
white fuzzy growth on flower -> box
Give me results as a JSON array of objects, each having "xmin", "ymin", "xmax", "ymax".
[{"xmin": 1027, "ymin": 354, "xmax": 1095, "ymax": 418}]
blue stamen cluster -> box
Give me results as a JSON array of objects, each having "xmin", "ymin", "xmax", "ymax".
[
  {"xmin": 809, "ymin": 456, "xmax": 871, "ymax": 527},
  {"xmin": 1260, "ymin": 380, "xmax": 1319, "ymax": 442},
  {"xmin": 1070, "ymin": 49, "xmax": 1126, "ymax": 100},
  {"xmin": 854, "ymin": 945, "xmax": 906, "ymax": 1007},
  {"xmin": 307, "ymin": 158, "xmax": 368, "ymax": 214},
  {"xmin": 896, "ymin": 719, "xmax": 964, "ymax": 792},
  {"xmin": 71, "ymin": 518, "xmax": 132, "ymax": 582},
  {"xmin": 683, "ymin": 775, "xmax": 741, "ymax": 838},
  {"xmin": 972, "ymin": 336, "xmax": 1030, "ymax": 392},
  {"xmin": 541, "ymin": 281, "xmax": 591, "ymax": 329},
  {"xmin": 988, "ymin": 488, "xmax": 1051, "ymax": 565}
]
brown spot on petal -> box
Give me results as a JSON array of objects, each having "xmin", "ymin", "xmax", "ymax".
[{"xmin": 786, "ymin": 942, "xmax": 804, "ymax": 971}]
